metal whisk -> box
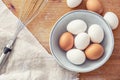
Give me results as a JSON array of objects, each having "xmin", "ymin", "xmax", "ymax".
[{"xmin": 0, "ymin": 0, "xmax": 48, "ymax": 69}]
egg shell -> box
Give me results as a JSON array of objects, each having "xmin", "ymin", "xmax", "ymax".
[
  {"xmin": 59, "ymin": 32, "xmax": 74, "ymax": 51},
  {"xmin": 85, "ymin": 44, "xmax": 104, "ymax": 60},
  {"xmin": 67, "ymin": 19, "xmax": 87, "ymax": 35},
  {"xmin": 88, "ymin": 24, "xmax": 104, "ymax": 43},
  {"xmin": 67, "ymin": 0, "xmax": 82, "ymax": 8},
  {"xmin": 104, "ymin": 12, "xmax": 119, "ymax": 30},
  {"xmin": 66, "ymin": 49, "xmax": 86, "ymax": 65},
  {"xmin": 86, "ymin": 0, "xmax": 103, "ymax": 14},
  {"xmin": 75, "ymin": 33, "xmax": 90, "ymax": 50}
]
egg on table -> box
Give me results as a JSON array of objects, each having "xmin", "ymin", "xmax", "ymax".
[
  {"xmin": 67, "ymin": 0, "xmax": 82, "ymax": 8},
  {"xmin": 75, "ymin": 32, "xmax": 90, "ymax": 50},
  {"xmin": 104, "ymin": 12, "xmax": 119, "ymax": 30},
  {"xmin": 59, "ymin": 32, "xmax": 74, "ymax": 51},
  {"xmin": 86, "ymin": 0, "xmax": 103, "ymax": 14},
  {"xmin": 66, "ymin": 49, "xmax": 86, "ymax": 65},
  {"xmin": 88, "ymin": 24, "xmax": 104, "ymax": 43},
  {"xmin": 67, "ymin": 19, "xmax": 87, "ymax": 35},
  {"xmin": 85, "ymin": 43, "xmax": 104, "ymax": 60}
]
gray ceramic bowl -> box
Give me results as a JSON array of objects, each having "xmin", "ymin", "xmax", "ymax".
[{"xmin": 49, "ymin": 10, "xmax": 114, "ymax": 73}]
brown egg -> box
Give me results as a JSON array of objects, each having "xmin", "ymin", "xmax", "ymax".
[
  {"xmin": 86, "ymin": 0, "xmax": 103, "ymax": 14},
  {"xmin": 85, "ymin": 44, "xmax": 104, "ymax": 60},
  {"xmin": 59, "ymin": 32, "xmax": 74, "ymax": 51}
]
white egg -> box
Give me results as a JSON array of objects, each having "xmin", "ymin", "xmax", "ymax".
[
  {"xmin": 66, "ymin": 49, "xmax": 86, "ymax": 65},
  {"xmin": 104, "ymin": 12, "xmax": 119, "ymax": 30},
  {"xmin": 88, "ymin": 24, "xmax": 104, "ymax": 43},
  {"xmin": 67, "ymin": 19, "xmax": 87, "ymax": 35},
  {"xmin": 67, "ymin": 0, "xmax": 82, "ymax": 8},
  {"xmin": 75, "ymin": 33, "xmax": 90, "ymax": 50}
]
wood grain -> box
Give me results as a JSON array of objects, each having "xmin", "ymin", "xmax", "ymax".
[{"xmin": 2, "ymin": 0, "xmax": 120, "ymax": 80}]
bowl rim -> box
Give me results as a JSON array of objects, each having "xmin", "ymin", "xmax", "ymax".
[{"xmin": 49, "ymin": 10, "xmax": 114, "ymax": 73}]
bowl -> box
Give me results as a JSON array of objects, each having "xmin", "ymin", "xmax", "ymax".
[{"xmin": 49, "ymin": 10, "xmax": 114, "ymax": 73}]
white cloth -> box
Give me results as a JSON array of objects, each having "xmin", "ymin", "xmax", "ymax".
[{"xmin": 0, "ymin": 0, "xmax": 79, "ymax": 80}]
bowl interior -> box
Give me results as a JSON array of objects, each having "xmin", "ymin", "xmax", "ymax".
[{"xmin": 50, "ymin": 10, "xmax": 114, "ymax": 72}]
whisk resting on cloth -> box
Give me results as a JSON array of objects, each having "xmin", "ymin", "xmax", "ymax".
[{"xmin": 0, "ymin": 0, "xmax": 48, "ymax": 69}]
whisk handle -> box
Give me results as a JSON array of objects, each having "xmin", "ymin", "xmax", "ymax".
[
  {"xmin": 0, "ymin": 53, "xmax": 6, "ymax": 65},
  {"xmin": 0, "ymin": 41, "xmax": 12, "ymax": 67},
  {"xmin": 0, "ymin": 48, "xmax": 11, "ymax": 66}
]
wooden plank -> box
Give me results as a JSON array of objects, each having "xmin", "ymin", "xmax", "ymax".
[{"xmin": 2, "ymin": 0, "xmax": 120, "ymax": 79}]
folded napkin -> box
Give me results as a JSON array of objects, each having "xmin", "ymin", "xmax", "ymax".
[{"xmin": 0, "ymin": 0, "xmax": 79, "ymax": 80}]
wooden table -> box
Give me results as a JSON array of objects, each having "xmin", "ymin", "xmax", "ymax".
[{"xmin": 2, "ymin": 0, "xmax": 120, "ymax": 79}]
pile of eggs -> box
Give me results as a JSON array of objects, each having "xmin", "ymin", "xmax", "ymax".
[
  {"xmin": 59, "ymin": 19, "xmax": 104, "ymax": 65},
  {"xmin": 67, "ymin": 0, "xmax": 103, "ymax": 14},
  {"xmin": 66, "ymin": 0, "xmax": 119, "ymax": 30},
  {"xmin": 58, "ymin": 0, "xmax": 119, "ymax": 65}
]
